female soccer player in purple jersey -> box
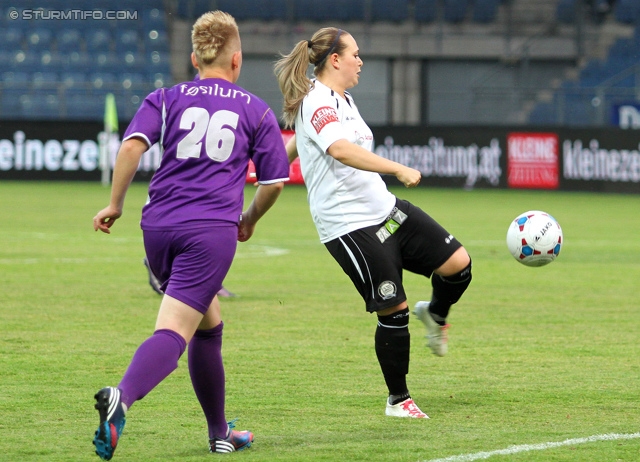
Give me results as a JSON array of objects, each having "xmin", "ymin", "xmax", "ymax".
[
  {"xmin": 275, "ymin": 28, "xmax": 472, "ymax": 419},
  {"xmin": 91, "ymin": 11, "xmax": 289, "ymax": 459}
]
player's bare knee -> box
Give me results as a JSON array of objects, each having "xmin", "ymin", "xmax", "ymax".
[{"xmin": 436, "ymin": 247, "xmax": 471, "ymax": 277}]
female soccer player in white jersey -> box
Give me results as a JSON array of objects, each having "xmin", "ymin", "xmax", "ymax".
[
  {"xmin": 275, "ymin": 27, "xmax": 472, "ymax": 418},
  {"xmin": 91, "ymin": 11, "xmax": 289, "ymax": 459}
]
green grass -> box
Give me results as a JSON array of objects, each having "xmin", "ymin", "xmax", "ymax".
[{"xmin": 1, "ymin": 181, "xmax": 639, "ymax": 461}]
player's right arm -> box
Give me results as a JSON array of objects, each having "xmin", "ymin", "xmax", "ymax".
[
  {"xmin": 327, "ymin": 139, "xmax": 421, "ymax": 188},
  {"xmin": 300, "ymin": 94, "xmax": 420, "ymax": 188},
  {"xmin": 93, "ymin": 137, "xmax": 148, "ymax": 233}
]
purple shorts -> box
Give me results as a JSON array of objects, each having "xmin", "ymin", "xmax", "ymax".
[{"xmin": 143, "ymin": 224, "xmax": 237, "ymax": 314}]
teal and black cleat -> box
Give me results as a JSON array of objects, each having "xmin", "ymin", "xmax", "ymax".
[
  {"xmin": 209, "ymin": 419, "xmax": 254, "ymax": 453},
  {"xmin": 93, "ymin": 387, "xmax": 126, "ymax": 460}
]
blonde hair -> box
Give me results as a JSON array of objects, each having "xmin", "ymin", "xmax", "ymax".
[
  {"xmin": 274, "ymin": 27, "xmax": 347, "ymax": 128},
  {"xmin": 191, "ymin": 11, "xmax": 239, "ymax": 68}
]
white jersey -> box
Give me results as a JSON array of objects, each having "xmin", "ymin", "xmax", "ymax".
[{"xmin": 295, "ymin": 80, "xmax": 396, "ymax": 243}]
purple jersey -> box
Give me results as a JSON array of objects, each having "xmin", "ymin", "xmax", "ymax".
[{"xmin": 123, "ymin": 78, "xmax": 290, "ymax": 230}]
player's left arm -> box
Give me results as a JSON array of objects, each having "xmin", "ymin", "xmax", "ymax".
[
  {"xmin": 238, "ymin": 182, "xmax": 285, "ymax": 242},
  {"xmin": 93, "ymin": 137, "xmax": 149, "ymax": 233},
  {"xmin": 285, "ymin": 134, "xmax": 298, "ymax": 164}
]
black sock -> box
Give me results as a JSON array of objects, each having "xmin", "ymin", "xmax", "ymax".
[
  {"xmin": 375, "ymin": 308, "xmax": 410, "ymax": 397},
  {"xmin": 429, "ymin": 260, "xmax": 472, "ymax": 323},
  {"xmin": 389, "ymin": 392, "xmax": 411, "ymax": 405}
]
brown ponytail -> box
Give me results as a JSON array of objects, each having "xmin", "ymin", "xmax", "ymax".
[{"xmin": 274, "ymin": 27, "xmax": 347, "ymax": 128}]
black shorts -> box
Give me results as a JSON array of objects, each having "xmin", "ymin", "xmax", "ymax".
[{"xmin": 324, "ymin": 198, "xmax": 463, "ymax": 313}]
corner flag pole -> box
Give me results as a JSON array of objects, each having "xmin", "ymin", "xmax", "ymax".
[{"xmin": 101, "ymin": 93, "xmax": 118, "ymax": 186}]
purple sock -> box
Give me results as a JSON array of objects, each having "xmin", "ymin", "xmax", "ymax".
[
  {"xmin": 188, "ymin": 322, "xmax": 228, "ymax": 440},
  {"xmin": 118, "ymin": 329, "xmax": 187, "ymax": 408}
]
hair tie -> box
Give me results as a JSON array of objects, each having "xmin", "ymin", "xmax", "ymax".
[
  {"xmin": 313, "ymin": 29, "xmax": 342, "ymax": 66},
  {"xmin": 307, "ymin": 40, "xmax": 313, "ymax": 49}
]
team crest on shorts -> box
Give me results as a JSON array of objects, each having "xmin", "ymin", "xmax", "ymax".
[{"xmin": 378, "ymin": 281, "xmax": 397, "ymax": 300}]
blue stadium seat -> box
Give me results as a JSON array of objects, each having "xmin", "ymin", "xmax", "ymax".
[
  {"xmin": 56, "ymin": 29, "xmax": 83, "ymax": 53},
  {"xmin": 86, "ymin": 29, "xmax": 112, "ymax": 53},
  {"xmin": 26, "ymin": 28, "xmax": 53, "ymax": 52},
  {"xmin": 579, "ymin": 59, "xmax": 607, "ymax": 87},
  {"xmin": 120, "ymin": 90, "xmax": 149, "ymax": 120},
  {"xmin": 0, "ymin": 28, "xmax": 23, "ymax": 51},
  {"xmin": 294, "ymin": 0, "xmax": 365, "ymax": 22},
  {"xmin": 144, "ymin": 29, "xmax": 169, "ymax": 53},
  {"xmin": 557, "ymin": 0, "xmax": 576, "ymax": 24},
  {"xmin": 8, "ymin": 50, "xmax": 39, "ymax": 72},
  {"xmin": 614, "ymin": 0, "xmax": 640, "ymax": 24},
  {"xmin": 264, "ymin": 0, "xmax": 290, "ymax": 21},
  {"xmin": 148, "ymin": 51, "xmax": 171, "ymax": 74},
  {"xmin": 371, "ymin": 0, "xmax": 409, "ymax": 22},
  {"xmin": 38, "ymin": 51, "xmax": 66, "ymax": 73},
  {"xmin": 119, "ymin": 51, "xmax": 146, "ymax": 73},
  {"xmin": 28, "ymin": 92, "xmax": 62, "ymax": 119},
  {"xmin": 175, "ymin": 0, "xmax": 287, "ymax": 21},
  {"xmin": 444, "ymin": 0, "xmax": 468, "ymax": 23},
  {"xmin": 294, "ymin": 0, "xmax": 325, "ymax": 21},
  {"xmin": 176, "ymin": 0, "xmax": 198, "ymax": 19},
  {"xmin": 61, "ymin": 72, "xmax": 87, "ymax": 89},
  {"xmin": 472, "ymin": 0, "xmax": 499, "ymax": 23},
  {"xmin": 65, "ymin": 92, "xmax": 104, "ymax": 120},
  {"xmin": 89, "ymin": 72, "xmax": 118, "ymax": 97},
  {"xmin": 608, "ymin": 37, "xmax": 637, "ymax": 60},
  {"xmin": 62, "ymin": 51, "xmax": 91, "ymax": 71},
  {"xmin": 1, "ymin": 71, "xmax": 30, "ymax": 91},
  {"xmin": 414, "ymin": 0, "xmax": 438, "ymax": 23},
  {"xmin": 142, "ymin": 8, "xmax": 167, "ymax": 30},
  {"xmin": 0, "ymin": 92, "xmax": 25, "ymax": 117},
  {"xmin": 19, "ymin": 93, "xmax": 36, "ymax": 119},
  {"xmin": 633, "ymin": 25, "xmax": 640, "ymax": 46},
  {"xmin": 93, "ymin": 52, "xmax": 120, "ymax": 72},
  {"xmin": 554, "ymin": 81, "xmax": 593, "ymax": 126},
  {"xmin": 604, "ymin": 39, "xmax": 638, "ymax": 80},
  {"xmin": 528, "ymin": 102, "xmax": 556, "ymax": 125},
  {"xmin": 149, "ymin": 72, "xmax": 171, "ymax": 88},
  {"xmin": 115, "ymin": 29, "xmax": 140, "ymax": 53},
  {"xmin": 31, "ymin": 71, "xmax": 59, "ymax": 91},
  {"xmin": 118, "ymin": 72, "xmax": 147, "ymax": 91},
  {"xmin": 178, "ymin": 0, "xmax": 215, "ymax": 19},
  {"xmin": 216, "ymin": 0, "xmax": 256, "ymax": 21},
  {"xmin": 339, "ymin": 0, "xmax": 366, "ymax": 21}
]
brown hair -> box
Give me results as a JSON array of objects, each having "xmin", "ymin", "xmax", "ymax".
[
  {"xmin": 274, "ymin": 27, "xmax": 347, "ymax": 128},
  {"xmin": 191, "ymin": 11, "xmax": 239, "ymax": 68}
]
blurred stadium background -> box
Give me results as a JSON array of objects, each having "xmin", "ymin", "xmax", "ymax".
[{"xmin": 2, "ymin": 0, "xmax": 640, "ymax": 127}]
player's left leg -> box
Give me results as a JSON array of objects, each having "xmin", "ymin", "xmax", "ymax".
[
  {"xmin": 93, "ymin": 295, "xmax": 195, "ymax": 460},
  {"xmin": 430, "ymin": 247, "xmax": 472, "ymax": 323},
  {"xmin": 394, "ymin": 199, "xmax": 472, "ymax": 356}
]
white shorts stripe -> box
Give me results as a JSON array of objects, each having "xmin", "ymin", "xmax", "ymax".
[{"xmin": 339, "ymin": 235, "xmax": 375, "ymax": 300}]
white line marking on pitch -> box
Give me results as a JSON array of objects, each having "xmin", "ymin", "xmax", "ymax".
[{"xmin": 424, "ymin": 433, "xmax": 640, "ymax": 462}]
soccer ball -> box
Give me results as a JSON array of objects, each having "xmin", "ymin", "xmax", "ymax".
[{"xmin": 506, "ymin": 210, "xmax": 563, "ymax": 267}]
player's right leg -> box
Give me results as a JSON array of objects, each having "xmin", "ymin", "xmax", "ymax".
[{"xmin": 188, "ymin": 296, "xmax": 254, "ymax": 452}]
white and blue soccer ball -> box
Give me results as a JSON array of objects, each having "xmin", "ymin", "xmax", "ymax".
[{"xmin": 506, "ymin": 210, "xmax": 563, "ymax": 267}]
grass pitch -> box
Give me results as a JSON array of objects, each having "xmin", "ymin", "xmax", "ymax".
[{"xmin": 0, "ymin": 181, "xmax": 638, "ymax": 461}]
